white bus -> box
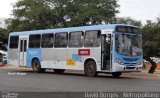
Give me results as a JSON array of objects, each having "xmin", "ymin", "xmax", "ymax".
[{"xmin": 7, "ymin": 24, "xmax": 143, "ymax": 77}]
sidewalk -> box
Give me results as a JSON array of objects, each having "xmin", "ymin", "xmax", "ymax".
[
  {"xmin": 0, "ymin": 64, "xmax": 30, "ymax": 70},
  {"xmin": 1, "ymin": 64, "xmax": 160, "ymax": 80},
  {"xmin": 0, "ymin": 62, "xmax": 5, "ymax": 67},
  {"xmin": 122, "ymin": 69, "xmax": 160, "ymax": 80}
]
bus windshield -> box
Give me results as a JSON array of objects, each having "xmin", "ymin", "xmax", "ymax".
[{"xmin": 115, "ymin": 33, "xmax": 142, "ymax": 56}]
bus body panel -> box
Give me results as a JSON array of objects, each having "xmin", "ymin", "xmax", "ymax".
[
  {"xmin": 7, "ymin": 36, "xmax": 17, "ymax": 66},
  {"xmin": 7, "ymin": 49, "xmax": 19, "ymax": 66},
  {"xmin": 41, "ymin": 48, "xmax": 67, "ymax": 69},
  {"xmin": 40, "ymin": 47, "xmax": 101, "ymax": 71}
]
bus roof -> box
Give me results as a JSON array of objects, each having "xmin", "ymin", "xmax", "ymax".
[{"xmin": 10, "ymin": 24, "xmax": 138, "ymax": 36}]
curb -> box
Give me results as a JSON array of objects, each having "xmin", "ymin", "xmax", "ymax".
[
  {"xmin": 0, "ymin": 63, "xmax": 5, "ymax": 67},
  {"xmin": 0, "ymin": 64, "xmax": 30, "ymax": 70}
]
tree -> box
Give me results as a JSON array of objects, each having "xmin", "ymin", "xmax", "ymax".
[
  {"xmin": 111, "ymin": 17, "xmax": 142, "ymax": 27},
  {"xmin": 0, "ymin": 28, "xmax": 8, "ymax": 43},
  {"xmin": 6, "ymin": 0, "xmax": 119, "ymax": 32},
  {"xmin": 0, "ymin": 28, "xmax": 4, "ymax": 42},
  {"xmin": 142, "ymin": 18, "xmax": 160, "ymax": 73}
]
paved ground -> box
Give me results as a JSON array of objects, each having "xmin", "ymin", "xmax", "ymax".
[{"xmin": 0, "ymin": 65, "xmax": 160, "ymax": 92}]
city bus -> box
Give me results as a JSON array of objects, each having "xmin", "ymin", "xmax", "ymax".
[{"xmin": 7, "ymin": 24, "xmax": 143, "ymax": 77}]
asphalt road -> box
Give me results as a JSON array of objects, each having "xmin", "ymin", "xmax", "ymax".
[{"xmin": 0, "ymin": 68, "xmax": 160, "ymax": 92}]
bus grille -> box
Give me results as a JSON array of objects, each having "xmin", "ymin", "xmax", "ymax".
[
  {"xmin": 126, "ymin": 67, "xmax": 136, "ymax": 69},
  {"xmin": 123, "ymin": 58, "xmax": 139, "ymax": 62}
]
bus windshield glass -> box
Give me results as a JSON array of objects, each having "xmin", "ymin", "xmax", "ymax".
[
  {"xmin": 115, "ymin": 26, "xmax": 140, "ymax": 34},
  {"xmin": 115, "ymin": 33, "xmax": 142, "ymax": 56}
]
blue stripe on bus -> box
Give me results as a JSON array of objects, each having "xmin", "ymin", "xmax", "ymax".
[
  {"xmin": 9, "ymin": 24, "xmax": 137, "ymax": 36},
  {"xmin": 26, "ymin": 48, "xmax": 41, "ymax": 67}
]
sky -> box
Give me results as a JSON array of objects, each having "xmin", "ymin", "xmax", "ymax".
[
  {"xmin": 0, "ymin": 0, "xmax": 160, "ymax": 24},
  {"xmin": 0, "ymin": 0, "xmax": 17, "ymax": 18},
  {"xmin": 117, "ymin": 0, "xmax": 160, "ymax": 24}
]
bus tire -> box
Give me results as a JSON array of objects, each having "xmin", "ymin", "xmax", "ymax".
[
  {"xmin": 54, "ymin": 69, "xmax": 65, "ymax": 74},
  {"xmin": 85, "ymin": 61, "xmax": 97, "ymax": 77},
  {"xmin": 112, "ymin": 72, "xmax": 122, "ymax": 78},
  {"xmin": 32, "ymin": 59, "xmax": 45, "ymax": 73}
]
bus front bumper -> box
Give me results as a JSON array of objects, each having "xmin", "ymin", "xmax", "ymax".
[{"xmin": 113, "ymin": 63, "xmax": 143, "ymax": 72}]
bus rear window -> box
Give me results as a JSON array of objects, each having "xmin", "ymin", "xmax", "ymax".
[
  {"xmin": 116, "ymin": 26, "xmax": 140, "ymax": 34},
  {"xmin": 9, "ymin": 36, "xmax": 19, "ymax": 49}
]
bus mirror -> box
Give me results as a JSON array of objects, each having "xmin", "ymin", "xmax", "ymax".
[
  {"xmin": 106, "ymin": 37, "xmax": 109, "ymax": 41},
  {"xmin": 106, "ymin": 34, "xmax": 111, "ymax": 43},
  {"xmin": 106, "ymin": 38, "xmax": 110, "ymax": 44}
]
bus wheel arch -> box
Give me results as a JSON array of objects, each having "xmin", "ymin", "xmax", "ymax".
[
  {"xmin": 84, "ymin": 58, "xmax": 97, "ymax": 77},
  {"xmin": 32, "ymin": 58, "xmax": 45, "ymax": 73}
]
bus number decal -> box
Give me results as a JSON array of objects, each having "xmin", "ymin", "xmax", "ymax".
[{"xmin": 78, "ymin": 49, "xmax": 90, "ymax": 56}]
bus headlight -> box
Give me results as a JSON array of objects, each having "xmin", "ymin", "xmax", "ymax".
[
  {"xmin": 115, "ymin": 58, "xmax": 124, "ymax": 65},
  {"xmin": 138, "ymin": 59, "xmax": 143, "ymax": 65}
]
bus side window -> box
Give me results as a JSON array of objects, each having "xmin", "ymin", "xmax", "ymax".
[
  {"xmin": 54, "ymin": 33, "xmax": 68, "ymax": 48},
  {"xmin": 9, "ymin": 36, "xmax": 19, "ymax": 49},
  {"xmin": 68, "ymin": 31, "xmax": 84, "ymax": 47},
  {"xmin": 84, "ymin": 30, "xmax": 101, "ymax": 47},
  {"xmin": 29, "ymin": 34, "xmax": 41, "ymax": 48},
  {"xmin": 41, "ymin": 33, "xmax": 54, "ymax": 48}
]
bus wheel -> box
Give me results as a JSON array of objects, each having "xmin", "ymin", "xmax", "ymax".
[
  {"xmin": 32, "ymin": 59, "xmax": 45, "ymax": 73},
  {"xmin": 54, "ymin": 69, "xmax": 65, "ymax": 74},
  {"xmin": 85, "ymin": 61, "xmax": 97, "ymax": 77},
  {"xmin": 112, "ymin": 72, "xmax": 122, "ymax": 78}
]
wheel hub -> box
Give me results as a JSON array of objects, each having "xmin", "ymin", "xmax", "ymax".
[{"xmin": 88, "ymin": 65, "xmax": 94, "ymax": 73}]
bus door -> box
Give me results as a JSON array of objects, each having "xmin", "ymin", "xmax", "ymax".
[
  {"xmin": 101, "ymin": 34, "xmax": 112, "ymax": 70},
  {"xmin": 19, "ymin": 39, "xmax": 27, "ymax": 66}
]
